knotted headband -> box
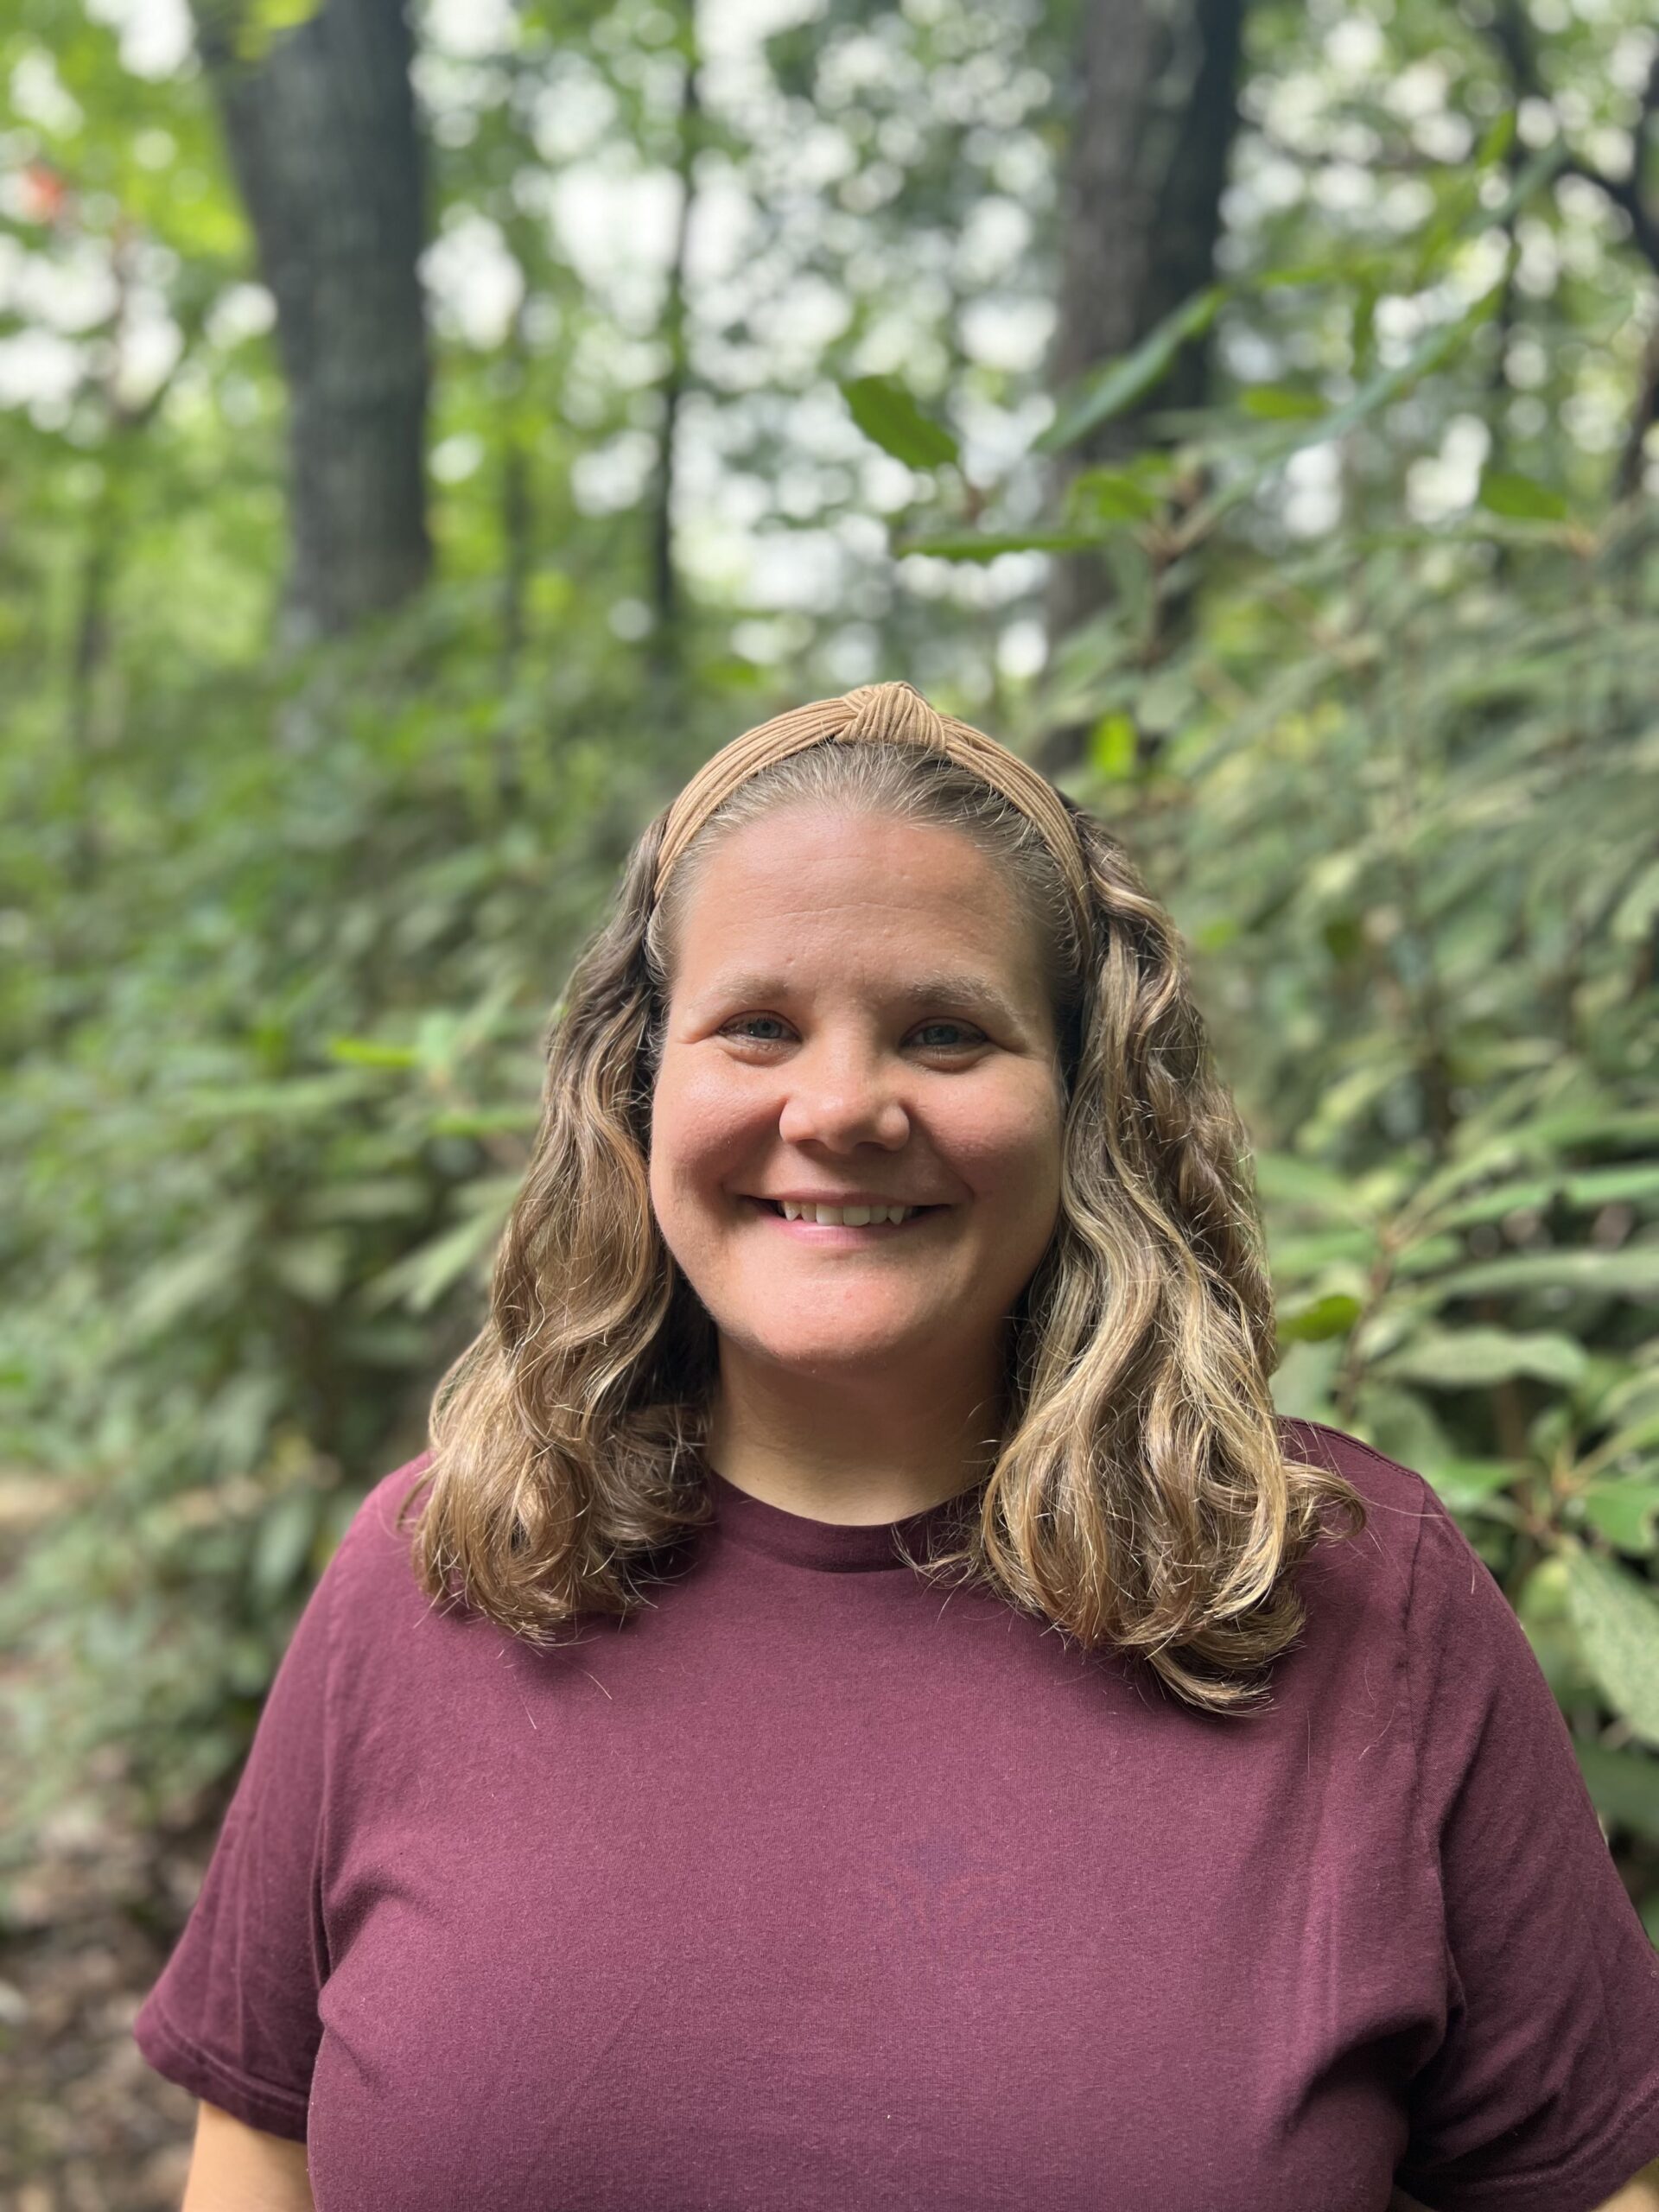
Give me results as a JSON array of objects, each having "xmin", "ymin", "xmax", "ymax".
[{"xmin": 652, "ymin": 679, "xmax": 1096, "ymax": 950}]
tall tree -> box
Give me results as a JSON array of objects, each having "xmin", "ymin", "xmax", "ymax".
[
  {"xmin": 1039, "ymin": 0, "xmax": 1247, "ymax": 768},
  {"xmin": 645, "ymin": 33, "xmax": 702, "ymax": 697},
  {"xmin": 191, "ymin": 0, "xmax": 431, "ymax": 641}
]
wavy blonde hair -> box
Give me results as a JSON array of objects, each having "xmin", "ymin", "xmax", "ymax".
[{"xmin": 399, "ymin": 719, "xmax": 1365, "ymax": 1713}]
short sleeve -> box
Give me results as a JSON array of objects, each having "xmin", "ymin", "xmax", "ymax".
[
  {"xmin": 1394, "ymin": 1494, "xmax": 1659, "ymax": 2211},
  {"xmin": 132, "ymin": 1538, "xmax": 341, "ymax": 2142}
]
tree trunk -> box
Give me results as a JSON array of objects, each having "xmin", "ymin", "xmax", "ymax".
[
  {"xmin": 1040, "ymin": 0, "xmax": 1247, "ymax": 768},
  {"xmin": 645, "ymin": 41, "xmax": 702, "ymax": 698},
  {"xmin": 192, "ymin": 0, "xmax": 431, "ymax": 643}
]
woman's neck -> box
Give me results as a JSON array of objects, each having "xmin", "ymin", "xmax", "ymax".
[{"xmin": 702, "ymin": 1344, "xmax": 1004, "ymax": 1524}]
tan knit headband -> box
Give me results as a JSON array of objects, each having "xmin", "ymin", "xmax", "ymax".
[{"xmin": 652, "ymin": 680, "xmax": 1095, "ymax": 948}]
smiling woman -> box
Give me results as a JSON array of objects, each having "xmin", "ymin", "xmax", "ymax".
[
  {"xmin": 645, "ymin": 799, "xmax": 1066, "ymax": 1525},
  {"xmin": 134, "ymin": 681, "xmax": 1659, "ymax": 2212}
]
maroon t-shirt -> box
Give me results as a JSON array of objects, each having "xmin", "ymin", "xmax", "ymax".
[{"xmin": 133, "ymin": 1417, "xmax": 1659, "ymax": 2210}]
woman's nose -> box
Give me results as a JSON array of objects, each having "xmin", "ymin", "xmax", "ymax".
[{"xmin": 775, "ymin": 1041, "xmax": 910, "ymax": 1152}]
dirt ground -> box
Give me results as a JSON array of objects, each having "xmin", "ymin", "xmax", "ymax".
[
  {"xmin": 1, "ymin": 1751, "xmax": 228, "ymax": 2211},
  {"xmin": 1, "ymin": 1465, "xmax": 230, "ymax": 2212}
]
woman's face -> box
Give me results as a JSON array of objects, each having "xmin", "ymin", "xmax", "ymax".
[{"xmin": 648, "ymin": 804, "xmax": 1066, "ymax": 1386}]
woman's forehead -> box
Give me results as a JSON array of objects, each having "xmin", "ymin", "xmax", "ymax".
[
  {"xmin": 680, "ymin": 810, "xmax": 1024, "ymax": 933},
  {"xmin": 662, "ymin": 806, "xmax": 1060, "ymax": 1019},
  {"xmin": 684, "ymin": 886, "xmax": 1022, "ymax": 952}
]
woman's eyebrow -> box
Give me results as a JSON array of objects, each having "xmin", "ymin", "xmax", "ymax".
[
  {"xmin": 696, "ymin": 969, "xmax": 1024, "ymax": 1027},
  {"xmin": 892, "ymin": 971, "xmax": 1023, "ymax": 1027}
]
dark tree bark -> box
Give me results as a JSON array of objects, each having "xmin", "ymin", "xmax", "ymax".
[
  {"xmin": 1039, "ymin": 0, "xmax": 1248, "ymax": 768},
  {"xmin": 645, "ymin": 42, "xmax": 702, "ymax": 696},
  {"xmin": 192, "ymin": 0, "xmax": 431, "ymax": 642},
  {"xmin": 1485, "ymin": 3, "xmax": 1659, "ymax": 501},
  {"xmin": 1616, "ymin": 321, "xmax": 1659, "ymax": 503}
]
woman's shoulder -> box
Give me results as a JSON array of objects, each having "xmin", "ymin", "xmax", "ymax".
[
  {"xmin": 312, "ymin": 1447, "xmax": 439, "ymax": 1630},
  {"xmin": 1275, "ymin": 1410, "xmax": 1435, "ymax": 1509},
  {"xmin": 346, "ymin": 1446, "xmax": 437, "ymax": 1545},
  {"xmin": 1272, "ymin": 1413, "xmax": 1553, "ymax": 1726},
  {"xmin": 1275, "ymin": 1410, "xmax": 1463, "ymax": 1581}
]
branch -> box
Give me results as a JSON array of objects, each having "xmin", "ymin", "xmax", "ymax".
[
  {"xmin": 1560, "ymin": 156, "xmax": 1659, "ymax": 277},
  {"xmin": 1485, "ymin": 0, "xmax": 1659, "ymax": 277},
  {"xmin": 1614, "ymin": 319, "xmax": 1659, "ymax": 501}
]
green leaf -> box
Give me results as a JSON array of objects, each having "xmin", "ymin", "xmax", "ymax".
[
  {"xmin": 1527, "ymin": 1110, "xmax": 1659, "ymax": 1151},
  {"xmin": 327, "ymin": 1035, "xmax": 421, "ymax": 1069},
  {"xmin": 269, "ymin": 1232, "xmax": 349, "ymax": 1306},
  {"xmin": 306, "ymin": 1177, "xmax": 429, "ymax": 1224},
  {"xmin": 1390, "ymin": 1233, "xmax": 1464, "ymax": 1280},
  {"xmin": 1089, "ymin": 712, "xmax": 1138, "ymax": 779},
  {"xmin": 249, "ymin": 1490, "xmax": 320, "ymax": 1605},
  {"xmin": 130, "ymin": 1210, "xmax": 260, "ymax": 1335},
  {"xmin": 1034, "ymin": 285, "xmax": 1228, "ymax": 454},
  {"xmin": 1561, "ymin": 1545, "xmax": 1659, "ymax": 1747},
  {"xmin": 194, "ymin": 0, "xmax": 327, "ymax": 66},
  {"xmin": 1574, "ymin": 1739, "xmax": 1659, "ymax": 1841},
  {"xmin": 1600, "ymin": 1357, "xmax": 1659, "ymax": 1416},
  {"xmin": 1349, "ymin": 1385, "xmax": 1459, "ymax": 1494},
  {"xmin": 1590, "ymin": 1410, "xmax": 1659, "ymax": 1467},
  {"xmin": 1413, "ymin": 1122, "xmax": 1659, "ymax": 1233},
  {"xmin": 894, "ymin": 530, "xmax": 1104, "ymax": 562},
  {"xmin": 429, "ymin": 1105, "xmax": 540, "ymax": 1137},
  {"xmin": 359, "ymin": 1207, "xmax": 505, "ymax": 1315},
  {"xmin": 1469, "ymin": 136, "xmax": 1570, "ymax": 238},
  {"xmin": 1426, "ymin": 1177, "xmax": 1567, "ymax": 1230},
  {"xmin": 174, "ymin": 1075, "xmax": 365, "ymax": 1122},
  {"xmin": 1433, "ymin": 1248, "xmax": 1659, "ymax": 1301},
  {"xmin": 1255, "ymin": 1154, "xmax": 1376, "ymax": 1220},
  {"xmin": 1277, "ymin": 1292, "xmax": 1363, "ymax": 1344},
  {"xmin": 1580, "ymin": 1482, "xmax": 1659, "ymax": 1557},
  {"xmin": 1518, "ymin": 1557, "xmax": 1596, "ymax": 1700},
  {"xmin": 1268, "ymin": 1229, "xmax": 1381, "ymax": 1276},
  {"xmin": 1065, "ymin": 467, "xmax": 1166, "ymax": 524},
  {"xmin": 1376, "ymin": 1326, "xmax": 1589, "ymax": 1389},
  {"xmin": 1611, "ymin": 862, "xmax": 1659, "ymax": 948},
  {"xmin": 1321, "ymin": 913, "xmax": 1364, "ymax": 963},
  {"xmin": 1255, "ymin": 259, "xmax": 1363, "ymax": 290},
  {"xmin": 1478, "ymin": 467, "xmax": 1569, "ymax": 523},
  {"xmin": 1474, "ymin": 111, "xmax": 1518, "ymax": 170},
  {"xmin": 839, "ymin": 377, "xmax": 959, "ymax": 471},
  {"xmin": 1426, "ymin": 1458, "xmax": 1524, "ymax": 1513},
  {"xmin": 1239, "ymin": 386, "xmax": 1327, "ymax": 421},
  {"xmin": 1271, "ymin": 1337, "xmax": 1345, "ymax": 1423}
]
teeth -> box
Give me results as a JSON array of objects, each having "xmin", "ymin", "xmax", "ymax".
[{"xmin": 778, "ymin": 1200, "xmax": 917, "ymax": 1225}]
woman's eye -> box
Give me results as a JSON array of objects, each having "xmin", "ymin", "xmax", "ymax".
[
  {"xmin": 722, "ymin": 1014, "xmax": 791, "ymax": 1042},
  {"xmin": 718, "ymin": 1016, "xmax": 985, "ymax": 1050}
]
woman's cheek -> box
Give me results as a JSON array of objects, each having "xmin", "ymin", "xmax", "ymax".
[
  {"xmin": 650, "ymin": 1057, "xmax": 768, "ymax": 1206},
  {"xmin": 939, "ymin": 1070, "xmax": 1059, "ymax": 1189}
]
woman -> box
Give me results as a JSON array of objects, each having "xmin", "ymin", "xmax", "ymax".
[{"xmin": 136, "ymin": 681, "xmax": 1659, "ymax": 2211}]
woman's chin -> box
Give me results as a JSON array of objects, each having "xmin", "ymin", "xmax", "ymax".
[{"xmin": 737, "ymin": 1320, "xmax": 937, "ymax": 1376}]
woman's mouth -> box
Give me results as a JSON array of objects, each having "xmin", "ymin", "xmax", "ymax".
[{"xmin": 742, "ymin": 1196, "xmax": 944, "ymax": 1236}]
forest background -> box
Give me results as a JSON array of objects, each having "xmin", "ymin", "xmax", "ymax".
[{"xmin": 2, "ymin": 0, "xmax": 1657, "ymax": 2200}]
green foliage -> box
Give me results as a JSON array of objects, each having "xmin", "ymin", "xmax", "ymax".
[
  {"xmin": 1563, "ymin": 1546, "xmax": 1659, "ymax": 1749},
  {"xmin": 839, "ymin": 376, "xmax": 961, "ymax": 473},
  {"xmin": 1034, "ymin": 287, "xmax": 1230, "ymax": 453}
]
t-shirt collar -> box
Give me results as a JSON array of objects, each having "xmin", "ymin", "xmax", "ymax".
[{"xmin": 704, "ymin": 1466, "xmax": 974, "ymax": 1573}]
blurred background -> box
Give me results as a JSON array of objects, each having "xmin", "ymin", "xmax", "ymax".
[{"xmin": 1, "ymin": 0, "xmax": 1656, "ymax": 2199}]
